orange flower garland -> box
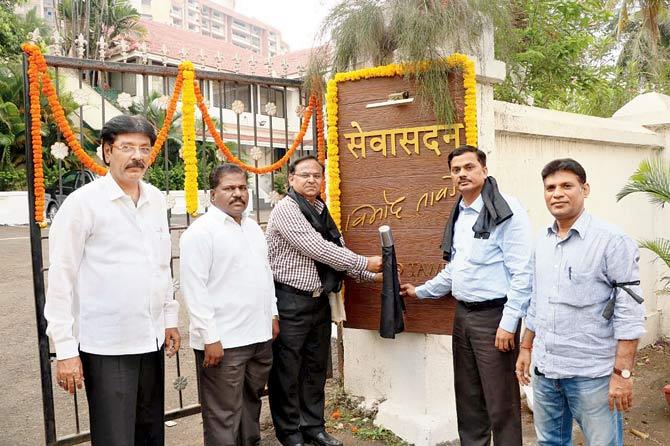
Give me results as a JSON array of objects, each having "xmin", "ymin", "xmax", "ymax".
[
  {"xmin": 148, "ymin": 71, "xmax": 184, "ymax": 165},
  {"xmin": 21, "ymin": 42, "xmax": 314, "ymax": 225},
  {"xmin": 22, "ymin": 44, "xmax": 183, "ymax": 175},
  {"xmin": 41, "ymin": 68, "xmax": 108, "ymax": 176},
  {"xmin": 21, "ymin": 43, "xmax": 185, "ymax": 223},
  {"xmin": 194, "ymin": 81, "xmax": 317, "ymax": 175},
  {"xmin": 315, "ymin": 98, "xmax": 326, "ymax": 198},
  {"xmin": 24, "ymin": 44, "xmax": 47, "ymax": 227}
]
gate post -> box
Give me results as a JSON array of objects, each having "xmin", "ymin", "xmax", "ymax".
[{"xmin": 23, "ymin": 53, "xmax": 58, "ymax": 446}]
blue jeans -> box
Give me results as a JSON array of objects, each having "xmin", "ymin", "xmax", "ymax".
[{"xmin": 533, "ymin": 373, "xmax": 623, "ymax": 446}]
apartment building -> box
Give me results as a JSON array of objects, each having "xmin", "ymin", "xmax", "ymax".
[
  {"xmin": 133, "ymin": 0, "xmax": 289, "ymax": 58},
  {"xmin": 20, "ymin": 0, "xmax": 289, "ymax": 59}
]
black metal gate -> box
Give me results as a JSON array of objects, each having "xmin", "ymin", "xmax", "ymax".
[{"xmin": 24, "ymin": 52, "xmax": 312, "ymax": 445}]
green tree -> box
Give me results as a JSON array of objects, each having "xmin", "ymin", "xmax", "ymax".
[
  {"xmin": 494, "ymin": 0, "xmax": 616, "ymax": 115},
  {"xmin": 0, "ymin": 1, "xmax": 50, "ymax": 61},
  {"xmin": 617, "ymin": 158, "xmax": 670, "ymax": 293}
]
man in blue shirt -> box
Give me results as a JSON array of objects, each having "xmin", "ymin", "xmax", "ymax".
[
  {"xmin": 516, "ymin": 158, "xmax": 645, "ymax": 446},
  {"xmin": 401, "ymin": 145, "xmax": 533, "ymax": 446}
]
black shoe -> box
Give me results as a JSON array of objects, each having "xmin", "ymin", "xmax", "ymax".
[
  {"xmin": 303, "ymin": 430, "xmax": 343, "ymax": 446},
  {"xmin": 281, "ymin": 434, "xmax": 305, "ymax": 446}
]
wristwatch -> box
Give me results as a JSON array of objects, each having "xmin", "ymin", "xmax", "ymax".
[{"xmin": 613, "ymin": 367, "xmax": 632, "ymax": 379}]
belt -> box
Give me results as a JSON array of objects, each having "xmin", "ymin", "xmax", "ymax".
[
  {"xmin": 457, "ymin": 297, "xmax": 507, "ymax": 311},
  {"xmin": 274, "ymin": 281, "xmax": 314, "ymax": 297}
]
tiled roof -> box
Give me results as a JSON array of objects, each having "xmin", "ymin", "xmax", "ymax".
[{"xmin": 129, "ymin": 19, "xmax": 313, "ymax": 78}]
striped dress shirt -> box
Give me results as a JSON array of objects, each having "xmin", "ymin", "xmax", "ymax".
[{"xmin": 265, "ymin": 195, "xmax": 374, "ymax": 292}]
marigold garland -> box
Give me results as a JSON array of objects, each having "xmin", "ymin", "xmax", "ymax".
[
  {"xmin": 22, "ymin": 43, "xmax": 323, "ymax": 223},
  {"xmin": 315, "ymin": 98, "xmax": 326, "ymax": 198},
  {"xmin": 325, "ymin": 54, "xmax": 478, "ymax": 229},
  {"xmin": 194, "ymin": 81, "xmax": 317, "ymax": 175},
  {"xmin": 180, "ymin": 62, "xmax": 199, "ymax": 216},
  {"xmin": 148, "ymin": 73, "xmax": 183, "ymax": 165},
  {"xmin": 21, "ymin": 43, "xmax": 185, "ymax": 223},
  {"xmin": 23, "ymin": 44, "xmax": 47, "ymax": 227}
]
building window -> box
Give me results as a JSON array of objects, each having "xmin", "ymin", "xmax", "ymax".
[
  {"xmin": 232, "ymin": 30, "xmax": 249, "ymax": 40},
  {"xmin": 212, "ymin": 83, "xmax": 252, "ymax": 112},
  {"xmin": 109, "ymin": 72, "xmax": 137, "ymax": 96},
  {"xmin": 259, "ymin": 86, "xmax": 285, "ymax": 118}
]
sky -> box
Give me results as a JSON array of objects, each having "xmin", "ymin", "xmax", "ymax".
[{"xmin": 235, "ymin": 0, "xmax": 339, "ymax": 51}]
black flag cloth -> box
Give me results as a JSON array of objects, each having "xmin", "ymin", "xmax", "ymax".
[{"xmin": 379, "ymin": 244, "xmax": 405, "ymax": 338}]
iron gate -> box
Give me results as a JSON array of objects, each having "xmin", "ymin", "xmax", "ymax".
[{"xmin": 24, "ymin": 52, "xmax": 314, "ymax": 445}]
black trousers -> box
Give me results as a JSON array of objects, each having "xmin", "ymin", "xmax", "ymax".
[
  {"xmin": 194, "ymin": 340, "xmax": 273, "ymax": 446},
  {"xmin": 268, "ymin": 289, "xmax": 331, "ymax": 446},
  {"xmin": 79, "ymin": 348, "xmax": 165, "ymax": 446},
  {"xmin": 452, "ymin": 301, "xmax": 522, "ymax": 446}
]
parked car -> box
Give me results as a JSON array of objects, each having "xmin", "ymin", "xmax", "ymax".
[{"xmin": 45, "ymin": 169, "xmax": 98, "ymax": 222}]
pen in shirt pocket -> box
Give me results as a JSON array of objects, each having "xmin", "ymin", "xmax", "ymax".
[{"xmin": 568, "ymin": 266, "xmax": 572, "ymax": 280}]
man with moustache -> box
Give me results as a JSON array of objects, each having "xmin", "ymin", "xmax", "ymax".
[
  {"xmin": 400, "ymin": 145, "xmax": 533, "ymax": 445},
  {"xmin": 266, "ymin": 155, "xmax": 383, "ymax": 446},
  {"xmin": 44, "ymin": 115, "xmax": 180, "ymax": 445},
  {"xmin": 180, "ymin": 164, "xmax": 278, "ymax": 446},
  {"xmin": 516, "ymin": 159, "xmax": 645, "ymax": 446}
]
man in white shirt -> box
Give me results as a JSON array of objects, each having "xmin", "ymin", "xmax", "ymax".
[
  {"xmin": 180, "ymin": 163, "xmax": 279, "ymax": 446},
  {"xmin": 44, "ymin": 115, "xmax": 181, "ymax": 445}
]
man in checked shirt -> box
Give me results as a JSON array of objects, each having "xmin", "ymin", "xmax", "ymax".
[
  {"xmin": 516, "ymin": 159, "xmax": 646, "ymax": 446},
  {"xmin": 266, "ymin": 155, "xmax": 383, "ymax": 446}
]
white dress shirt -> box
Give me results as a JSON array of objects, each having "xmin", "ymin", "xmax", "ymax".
[
  {"xmin": 179, "ymin": 206, "xmax": 278, "ymax": 350},
  {"xmin": 45, "ymin": 173, "xmax": 179, "ymax": 360}
]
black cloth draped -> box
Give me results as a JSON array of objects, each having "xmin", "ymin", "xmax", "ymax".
[{"xmin": 379, "ymin": 244, "xmax": 405, "ymax": 339}]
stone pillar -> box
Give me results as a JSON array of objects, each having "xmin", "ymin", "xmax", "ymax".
[
  {"xmin": 344, "ymin": 330, "xmax": 459, "ymax": 446},
  {"xmin": 342, "ymin": 27, "xmax": 506, "ymax": 446}
]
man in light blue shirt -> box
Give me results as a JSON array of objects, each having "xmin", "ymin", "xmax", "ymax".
[
  {"xmin": 516, "ymin": 158, "xmax": 646, "ymax": 446},
  {"xmin": 401, "ymin": 145, "xmax": 533, "ymax": 446}
]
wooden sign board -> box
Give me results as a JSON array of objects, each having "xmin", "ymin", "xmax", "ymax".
[{"xmin": 337, "ymin": 72, "xmax": 466, "ymax": 335}]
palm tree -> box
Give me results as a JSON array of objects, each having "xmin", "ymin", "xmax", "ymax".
[
  {"xmin": 608, "ymin": 0, "xmax": 670, "ymax": 93},
  {"xmin": 55, "ymin": 0, "xmax": 145, "ymax": 58},
  {"xmin": 617, "ymin": 158, "xmax": 670, "ymax": 292},
  {"xmin": 312, "ymin": 0, "xmax": 510, "ymax": 124}
]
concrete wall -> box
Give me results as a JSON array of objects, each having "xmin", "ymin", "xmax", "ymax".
[{"xmin": 0, "ymin": 192, "xmax": 30, "ymax": 225}]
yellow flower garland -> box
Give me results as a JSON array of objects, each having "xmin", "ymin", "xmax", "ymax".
[
  {"xmin": 326, "ymin": 54, "xmax": 478, "ymax": 229},
  {"xmin": 180, "ymin": 62, "xmax": 199, "ymax": 216}
]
